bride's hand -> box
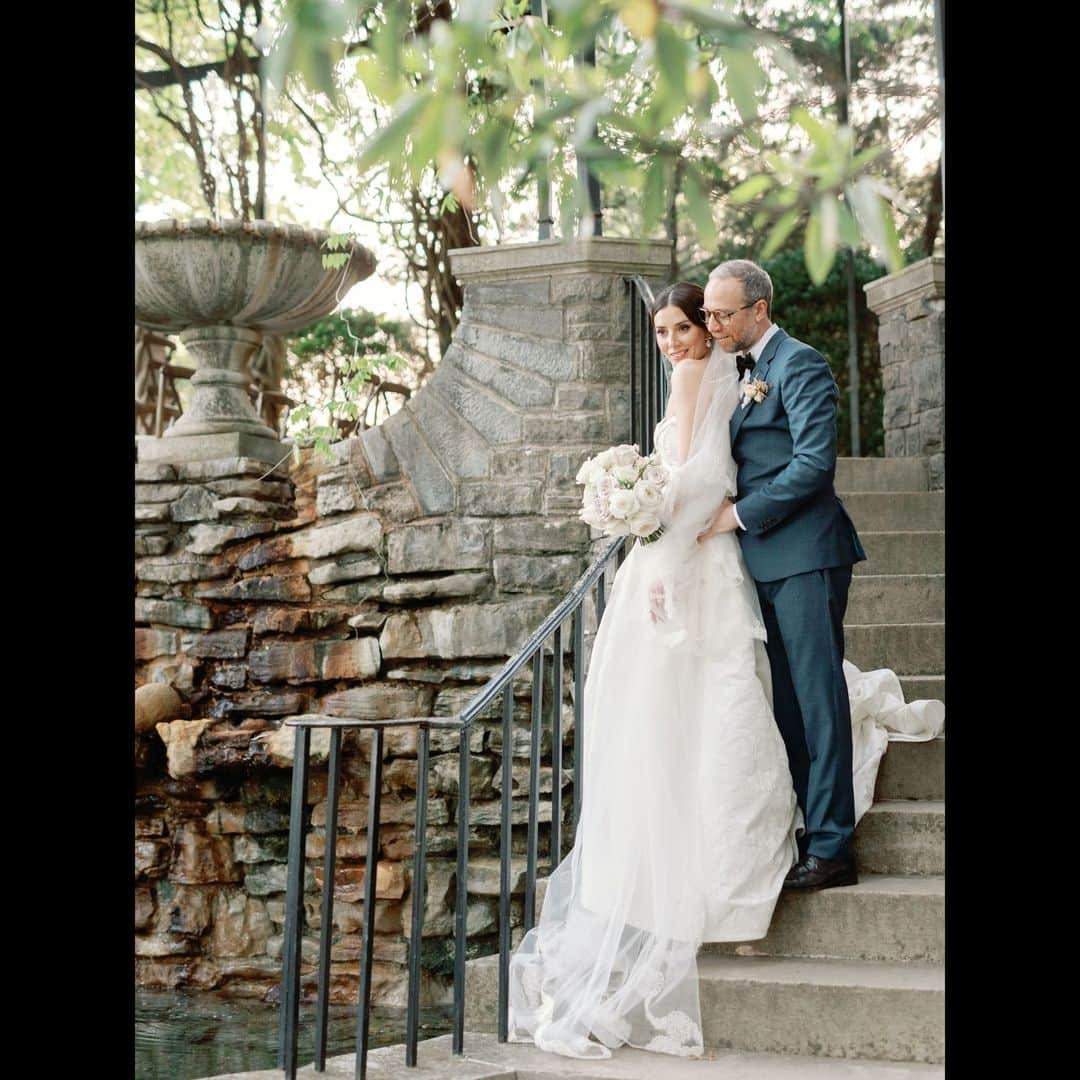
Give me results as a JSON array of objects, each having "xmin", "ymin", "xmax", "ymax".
[{"xmin": 696, "ymin": 499, "xmax": 737, "ymax": 543}]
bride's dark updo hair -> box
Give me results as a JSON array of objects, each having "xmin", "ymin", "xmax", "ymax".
[{"xmin": 649, "ymin": 282, "xmax": 707, "ymax": 329}]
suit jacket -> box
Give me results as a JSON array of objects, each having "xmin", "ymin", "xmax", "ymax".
[{"xmin": 730, "ymin": 327, "xmax": 866, "ymax": 583}]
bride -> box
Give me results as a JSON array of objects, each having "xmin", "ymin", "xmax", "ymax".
[{"xmin": 505, "ymin": 281, "xmax": 944, "ymax": 1060}]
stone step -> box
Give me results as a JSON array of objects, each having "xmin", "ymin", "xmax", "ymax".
[
  {"xmin": 704, "ymin": 874, "xmax": 943, "ymax": 964},
  {"xmin": 899, "ymin": 675, "xmax": 945, "ymax": 703},
  {"xmin": 846, "ymin": 575, "xmax": 944, "ymax": 624},
  {"xmin": 269, "ymin": 1030, "xmax": 944, "ymax": 1079},
  {"xmin": 844, "ymin": 623, "xmax": 944, "ymax": 676},
  {"xmin": 463, "ymin": 954, "xmax": 943, "ymax": 1064},
  {"xmin": 835, "ymin": 457, "xmax": 929, "ymax": 493},
  {"xmin": 875, "ymin": 736, "xmax": 944, "ymax": 801},
  {"xmin": 853, "ymin": 532, "xmax": 944, "ymax": 576},
  {"xmin": 697, "ymin": 955, "xmax": 943, "ymax": 1063},
  {"xmin": 840, "ymin": 493, "xmax": 944, "ymax": 532},
  {"xmin": 853, "ymin": 801, "xmax": 944, "ymax": 876}
]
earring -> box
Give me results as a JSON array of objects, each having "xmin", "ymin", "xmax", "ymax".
[{"xmin": 705, "ymin": 336, "xmax": 713, "ymax": 348}]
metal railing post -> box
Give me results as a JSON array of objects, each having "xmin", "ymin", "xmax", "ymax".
[
  {"xmin": 524, "ymin": 647, "xmax": 544, "ymax": 932},
  {"xmin": 354, "ymin": 726, "xmax": 384, "ymax": 1080},
  {"xmin": 279, "ymin": 725, "xmax": 311, "ymax": 1079},
  {"xmin": 497, "ymin": 686, "xmax": 514, "ymax": 1041},
  {"xmin": 572, "ymin": 608, "xmax": 584, "ymax": 832},
  {"xmin": 405, "ymin": 726, "xmax": 431, "ymax": 1066},
  {"xmin": 550, "ymin": 625, "xmax": 563, "ymax": 869},
  {"xmin": 314, "ymin": 727, "xmax": 343, "ymax": 1070},
  {"xmin": 452, "ymin": 724, "xmax": 470, "ymax": 1053}
]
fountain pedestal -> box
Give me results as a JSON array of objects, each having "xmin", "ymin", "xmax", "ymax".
[{"xmin": 134, "ymin": 218, "xmax": 375, "ymax": 464}]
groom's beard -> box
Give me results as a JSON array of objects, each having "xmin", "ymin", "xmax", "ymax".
[{"xmin": 726, "ymin": 322, "xmax": 770, "ymax": 354}]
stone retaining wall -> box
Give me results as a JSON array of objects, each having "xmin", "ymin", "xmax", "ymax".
[{"xmin": 135, "ymin": 238, "xmax": 672, "ymax": 1004}]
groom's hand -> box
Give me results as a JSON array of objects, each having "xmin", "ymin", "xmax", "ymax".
[{"xmin": 697, "ymin": 499, "xmax": 739, "ymax": 542}]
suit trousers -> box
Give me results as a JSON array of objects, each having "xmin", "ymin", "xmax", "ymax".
[{"xmin": 755, "ymin": 565, "xmax": 856, "ymax": 862}]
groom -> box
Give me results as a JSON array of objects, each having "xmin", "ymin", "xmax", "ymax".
[{"xmin": 697, "ymin": 259, "xmax": 867, "ymax": 891}]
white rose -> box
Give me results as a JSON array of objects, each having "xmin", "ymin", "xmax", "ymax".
[
  {"xmin": 612, "ymin": 464, "xmax": 638, "ymax": 486},
  {"xmin": 596, "ymin": 474, "xmax": 616, "ymax": 497},
  {"xmin": 605, "ymin": 518, "xmax": 631, "ymax": 536},
  {"xmin": 633, "ymin": 479, "xmax": 663, "ymax": 509},
  {"xmin": 579, "ymin": 492, "xmax": 611, "ymax": 526},
  {"xmin": 608, "ymin": 489, "xmax": 637, "ymax": 519},
  {"xmin": 644, "ymin": 463, "xmax": 669, "ymax": 487},
  {"xmin": 575, "ymin": 457, "xmax": 599, "ymax": 485},
  {"xmin": 594, "ymin": 448, "xmax": 617, "ymax": 469},
  {"xmin": 627, "ymin": 510, "xmax": 661, "ymax": 537},
  {"xmin": 614, "ymin": 445, "xmax": 640, "ymax": 467}
]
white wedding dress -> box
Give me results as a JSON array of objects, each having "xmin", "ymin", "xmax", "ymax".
[{"xmin": 506, "ymin": 346, "xmax": 944, "ymax": 1060}]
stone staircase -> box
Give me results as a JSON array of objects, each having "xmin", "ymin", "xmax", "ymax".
[
  {"xmin": 204, "ymin": 457, "xmax": 944, "ymax": 1080},
  {"xmin": 459, "ymin": 456, "xmax": 945, "ymax": 1076}
]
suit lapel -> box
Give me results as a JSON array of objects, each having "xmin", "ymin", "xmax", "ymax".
[{"xmin": 730, "ymin": 327, "xmax": 788, "ymax": 444}]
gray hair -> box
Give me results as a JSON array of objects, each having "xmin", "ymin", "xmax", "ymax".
[{"xmin": 708, "ymin": 259, "xmax": 773, "ymax": 318}]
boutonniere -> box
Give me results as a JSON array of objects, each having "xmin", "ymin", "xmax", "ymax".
[{"xmin": 741, "ymin": 378, "xmax": 769, "ymax": 409}]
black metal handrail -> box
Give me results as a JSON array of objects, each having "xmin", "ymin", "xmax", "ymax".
[{"xmin": 276, "ymin": 274, "xmax": 667, "ymax": 1078}]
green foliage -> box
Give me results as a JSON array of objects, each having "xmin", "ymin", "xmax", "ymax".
[
  {"xmin": 135, "ymin": 0, "xmax": 268, "ymax": 219},
  {"xmin": 265, "ymin": 0, "xmax": 911, "ymax": 281},
  {"xmin": 283, "ymin": 307, "xmax": 424, "ymax": 457},
  {"xmin": 684, "ymin": 246, "xmax": 886, "ymax": 457}
]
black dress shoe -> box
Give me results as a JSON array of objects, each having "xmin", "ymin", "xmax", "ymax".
[{"xmin": 782, "ymin": 854, "xmax": 858, "ymax": 891}]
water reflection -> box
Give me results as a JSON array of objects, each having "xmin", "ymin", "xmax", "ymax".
[{"xmin": 135, "ymin": 990, "xmax": 453, "ymax": 1079}]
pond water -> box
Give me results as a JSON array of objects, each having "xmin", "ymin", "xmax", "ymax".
[{"xmin": 135, "ymin": 990, "xmax": 454, "ymax": 1080}]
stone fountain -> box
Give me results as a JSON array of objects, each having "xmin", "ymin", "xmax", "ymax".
[{"xmin": 135, "ymin": 218, "xmax": 376, "ymax": 464}]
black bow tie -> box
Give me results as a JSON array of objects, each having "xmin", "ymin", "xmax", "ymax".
[{"xmin": 736, "ymin": 354, "xmax": 755, "ymax": 379}]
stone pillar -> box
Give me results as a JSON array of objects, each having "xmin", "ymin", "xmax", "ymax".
[
  {"xmin": 864, "ymin": 256, "xmax": 945, "ymax": 489},
  {"xmin": 360, "ymin": 236, "xmax": 674, "ymax": 520}
]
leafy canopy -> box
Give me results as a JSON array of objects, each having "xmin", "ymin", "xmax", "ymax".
[{"xmin": 264, "ymin": 0, "xmax": 908, "ymax": 282}]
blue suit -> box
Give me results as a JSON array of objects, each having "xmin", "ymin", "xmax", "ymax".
[{"xmin": 730, "ymin": 327, "xmax": 867, "ymax": 862}]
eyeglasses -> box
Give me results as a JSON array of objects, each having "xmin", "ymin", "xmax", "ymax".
[{"xmin": 699, "ymin": 302, "xmax": 758, "ymax": 326}]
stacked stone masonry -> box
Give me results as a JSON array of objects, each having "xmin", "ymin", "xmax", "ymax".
[
  {"xmin": 135, "ymin": 239, "xmax": 673, "ymax": 1006},
  {"xmin": 864, "ymin": 256, "xmax": 945, "ymax": 490}
]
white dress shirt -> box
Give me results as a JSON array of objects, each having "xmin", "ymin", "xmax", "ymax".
[{"xmin": 731, "ymin": 323, "xmax": 780, "ymax": 531}]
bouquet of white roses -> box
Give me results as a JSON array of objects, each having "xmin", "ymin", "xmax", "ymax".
[{"xmin": 575, "ymin": 443, "xmax": 672, "ymax": 543}]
